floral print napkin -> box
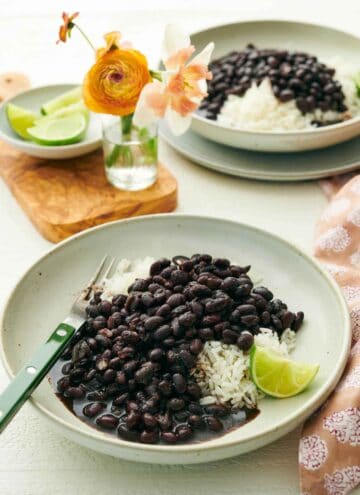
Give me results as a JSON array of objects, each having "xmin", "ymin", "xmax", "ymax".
[{"xmin": 299, "ymin": 174, "xmax": 360, "ymax": 495}]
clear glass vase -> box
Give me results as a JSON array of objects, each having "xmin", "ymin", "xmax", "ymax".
[{"xmin": 102, "ymin": 114, "xmax": 158, "ymax": 191}]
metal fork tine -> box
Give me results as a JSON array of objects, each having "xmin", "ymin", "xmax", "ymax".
[
  {"xmin": 86, "ymin": 255, "xmax": 110, "ymax": 288},
  {"xmin": 101, "ymin": 257, "xmax": 117, "ymax": 283}
]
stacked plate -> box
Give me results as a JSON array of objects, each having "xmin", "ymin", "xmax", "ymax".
[{"xmin": 161, "ymin": 20, "xmax": 360, "ymax": 181}]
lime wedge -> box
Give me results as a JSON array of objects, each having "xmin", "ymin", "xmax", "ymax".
[
  {"xmin": 40, "ymin": 86, "xmax": 82, "ymax": 115},
  {"xmin": 6, "ymin": 103, "xmax": 37, "ymax": 140},
  {"xmin": 35, "ymin": 102, "xmax": 89, "ymax": 126},
  {"xmin": 27, "ymin": 113, "xmax": 87, "ymax": 146},
  {"xmin": 250, "ymin": 346, "xmax": 319, "ymax": 398},
  {"xmin": 355, "ymin": 71, "xmax": 360, "ymax": 98}
]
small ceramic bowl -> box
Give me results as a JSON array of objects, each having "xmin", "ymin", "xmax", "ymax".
[
  {"xmin": 0, "ymin": 83, "xmax": 102, "ymax": 159},
  {"xmin": 0, "ymin": 215, "xmax": 351, "ymax": 464},
  {"xmin": 190, "ymin": 20, "xmax": 360, "ymax": 152}
]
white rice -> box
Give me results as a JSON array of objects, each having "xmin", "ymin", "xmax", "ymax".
[
  {"xmin": 217, "ymin": 58, "xmax": 360, "ymax": 131},
  {"xmin": 193, "ymin": 329, "xmax": 296, "ymax": 409},
  {"xmin": 102, "ymin": 256, "xmax": 154, "ymax": 298},
  {"xmin": 102, "ymin": 257, "xmax": 297, "ymax": 410}
]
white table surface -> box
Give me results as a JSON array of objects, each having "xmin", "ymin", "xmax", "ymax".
[{"xmin": 0, "ymin": 2, "xmax": 358, "ymax": 494}]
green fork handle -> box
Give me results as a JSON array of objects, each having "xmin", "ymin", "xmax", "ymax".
[{"xmin": 0, "ymin": 322, "xmax": 76, "ymax": 433}]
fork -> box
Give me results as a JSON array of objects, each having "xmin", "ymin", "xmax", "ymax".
[{"xmin": 0, "ymin": 255, "xmax": 116, "ymax": 434}]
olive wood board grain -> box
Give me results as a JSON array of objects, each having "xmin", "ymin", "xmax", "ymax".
[{"xmin": 0, "ymin": 141, "xmax": 177, "ymax": 243}]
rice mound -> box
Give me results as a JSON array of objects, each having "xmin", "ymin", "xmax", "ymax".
[{"xmin": 217, "ymin": 58, "xmax": 360, "ymax": 131}]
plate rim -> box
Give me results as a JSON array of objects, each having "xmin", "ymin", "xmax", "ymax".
[
  {"xmin": 0, "ymin": 83, "xmax": 102, "ymax": 151},
  {"xmin": 191, "ymin": 18, "xmax": 360, "ymax": 136},
  {"xmin": 0, "ymin": 213, "xmax": 352, "ymax": 455},
  {"xmin": 160, "ymin": 125, "xmax": 360, "ymax": 181}
]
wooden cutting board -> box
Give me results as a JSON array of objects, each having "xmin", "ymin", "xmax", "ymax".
[{"xmin": 0, "ymin": 142, "xmax": 177, "ymax": 242}]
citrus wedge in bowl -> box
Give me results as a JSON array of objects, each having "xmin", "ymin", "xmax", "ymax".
[
  {"xmin": 250, "ymin": 346, "xmax": 319, "ymax": 398},
  {"xmin": 6, "ymin": 103, "xmax": 37, "ymax": 139},
  {"xmin": 27, "ymin": 113, "xmax": 88, "ymax": 146}
]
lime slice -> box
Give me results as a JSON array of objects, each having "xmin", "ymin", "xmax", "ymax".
[
  {"xmin": 355, "ymin": 71, "xmax": 360, "ymax": 98},
  {"xmin": 250, "ymin": 346, "xmax": 319, "ymax": 398},
  {"xmin": 6, "ymin": 103, "xmax": 37, "ymax": 140},
  {"xmin": 35, "ymin": 102, "xmax": 89, "ymax": 126},
  {"xmin": 40, "ymin": 86, "xmax": 82, "ymax": 115},
  {"xmin": 27, "ymin": 113, "xmax": 87, "ymax": 146}
]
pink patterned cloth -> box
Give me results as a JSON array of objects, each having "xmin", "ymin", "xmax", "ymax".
[{"xmin": 299, "ymin": 174, "xmax": 360, "ymax": 495}]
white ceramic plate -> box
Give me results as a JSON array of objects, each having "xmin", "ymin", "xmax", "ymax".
[
  {"xmin": 0, "ymin": 215, "xmax": 351, "ymax": 464},
  {"xmin": 0, "ymin": 84, "xmax": 102, "ymax": 159},
  {"xmin": 160, "ymin": 122, "xmax": 360, "ymax": 181},
  {"xmin": 190, "ymin": 20, "xmax": 360, "ymax": 152}
]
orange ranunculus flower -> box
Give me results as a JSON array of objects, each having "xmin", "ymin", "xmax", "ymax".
[{"xmin": 83, "ymin": 46, "xmax": 151, "ymax": 116}]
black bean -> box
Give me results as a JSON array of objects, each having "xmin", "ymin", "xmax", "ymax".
[
  {"xmin": 291, "ymin": 311, "xmax": 304, "ymax": 331},
  {"xmin": 253, "ymin": 287, "xmax": 273, "ymax": 301},
  {"xmin": 179, "ymin": 349, "xmax": 196, "ymax": 368},
  {"xmin": 83, "ymin": 402, "xmax": 106, "ymax": 418},
  {"xmin": 206, "ymin": 416, "xmax": 223, "ymax": 431},
  {"xmin": 153, "ymin": 325, "xmax": 171, "ymax": 341},
  {"xmin": 190, "ymin": 338, "xmax": 204, "ymax": 355},
  {"xmin": 237, "ymin": 304, "xmax": 257, "ymax": 315},
  {"xmin": 140, "ymin": 430, "xmax": 159, "ymax": 444},
  {"xmin": 150, "ymin": 258, "xmax": 171, "ymax": 276},
  {"xmin": 178, "ymin": 311, "xmax": 196, "ymax": 327},
  {"xmin": 57, "ymin": 376, "xmax": 70, "ymax": 393},
  {"xmin": 103, "ymin": 369, "xmax": 116, "ymax": 383},
  {"xmin": 188, "ymin": 415, "xmax": 205, "ymax": 428},
  {"xmin": 175, "ymin": 425, "xmax": 193, "ymax": 441},
  {"xmin": 191, "ymin": 284, "xmax": 212, "ymax": 298},
  {"xmin": 122, "ymin": 360, "xmax": 138, "ymax": 376},
  {"xmin": 65, "ymin": 386, "xmax": 85, "ymax": 399},
  {"xmin": 61, "ymin": 362, "xmax": 72, "ymax": 375},
  {"xmin": 182, "ymin": 260, "xmax": 194, "ymax": 272},
  {"xmin": 167, "ymin": 293, "xmax": 185, "ymax": 308},
  {"xmin": 96, "ymin": 358, "xmax": 109, "ymax": 371},
  {"xmin": 170, "ymin": 270, "xmax": 189, "ymax": 285},
  {"xmin": 144, "ymin": 316, "xmax": 164, "ymax": 331},
  {"xmin": 72, "ymin": 340, "xmax": 91, "ymax": 363},
  {"xmin": 96, "ymin": 414, "xmax": 119, "ymax": 429},
  {"xmin": 172, "ymin": 373, "xmax": 187, "ymax": 394},
  {"xmin": 271, "ymin": 314, "xmax": 283, "ymax": 330},
  {"xmin": 113, "ymin": 392, "xmax": 129, "ymax": 406},
  {"xmin": 168, "ymin": 398, "xmax": 185, "ymax": 411},
  {"xmin": 158, "ymin": 380, "xmax": 172, "ymax": 396},
  {"xmin": 161, "ymin": 431, "xmax": 177, "ymax": 443},
  {"xmin": 156, "ymin": 303, "xmax": 171, "ymax": 317},
  {"xmin": 187, "ymin": 382, "xmax": 202, "ymax": 399},
  {"xmin": 149, "ymin": 348, "xmax": 164, "ymax": 362},
  {"xmin": 237, "ymin": 331, "xmax": 254, "ymax": 351},
  {"xmin": 143, "ymin": 412, "xmax": 158, "ymax": 429},
  {"xmin": 240, "ymin": 315, "xmax": 260, "ymax": 327},
  {"xmin": 125, "ymin": 411, "xmax": 142, "ymax": 428},
  {"xmin": 199, "ymin": 328, "xmax": 214, "ymax": 341},
  {"xmin": 134, "ymin": 363, "xmax": 154, "ymax": 384},
  {"xmin": 280, "ymin": 310, "xmax": 295, "ymax": 329},
  {"xmin": 279, "ymin": 88, "xmax": 294, "ymax": 102},
  {"xmin": 205, "ymin": 404, "xmax": 229, "ymax": 417}
]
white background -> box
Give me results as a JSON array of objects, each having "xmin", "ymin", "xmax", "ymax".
[{"xmin": 0, "ymin": 1, "xmax": 358, "ymax": 494}]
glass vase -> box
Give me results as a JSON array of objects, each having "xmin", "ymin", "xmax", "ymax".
[{"xmin": 102, "ymin": 114, "xmax": 158, "ymax": 191}]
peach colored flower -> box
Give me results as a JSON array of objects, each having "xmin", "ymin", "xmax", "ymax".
[
  {"xmin": 57, "ymin": 12, "xmax": 79, "ymax": 44},
  {"xmin": 133, "ymin": 24, "xmax": 214, "ymax": 135}
]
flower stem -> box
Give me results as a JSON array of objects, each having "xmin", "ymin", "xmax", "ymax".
[
  {"xmin": 150, "ymin": 70, "xmax": 163, "ymax": 82},
  {"xmin": 74, "ymin": 24, "xmax": 96, "ymax": 52}
]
